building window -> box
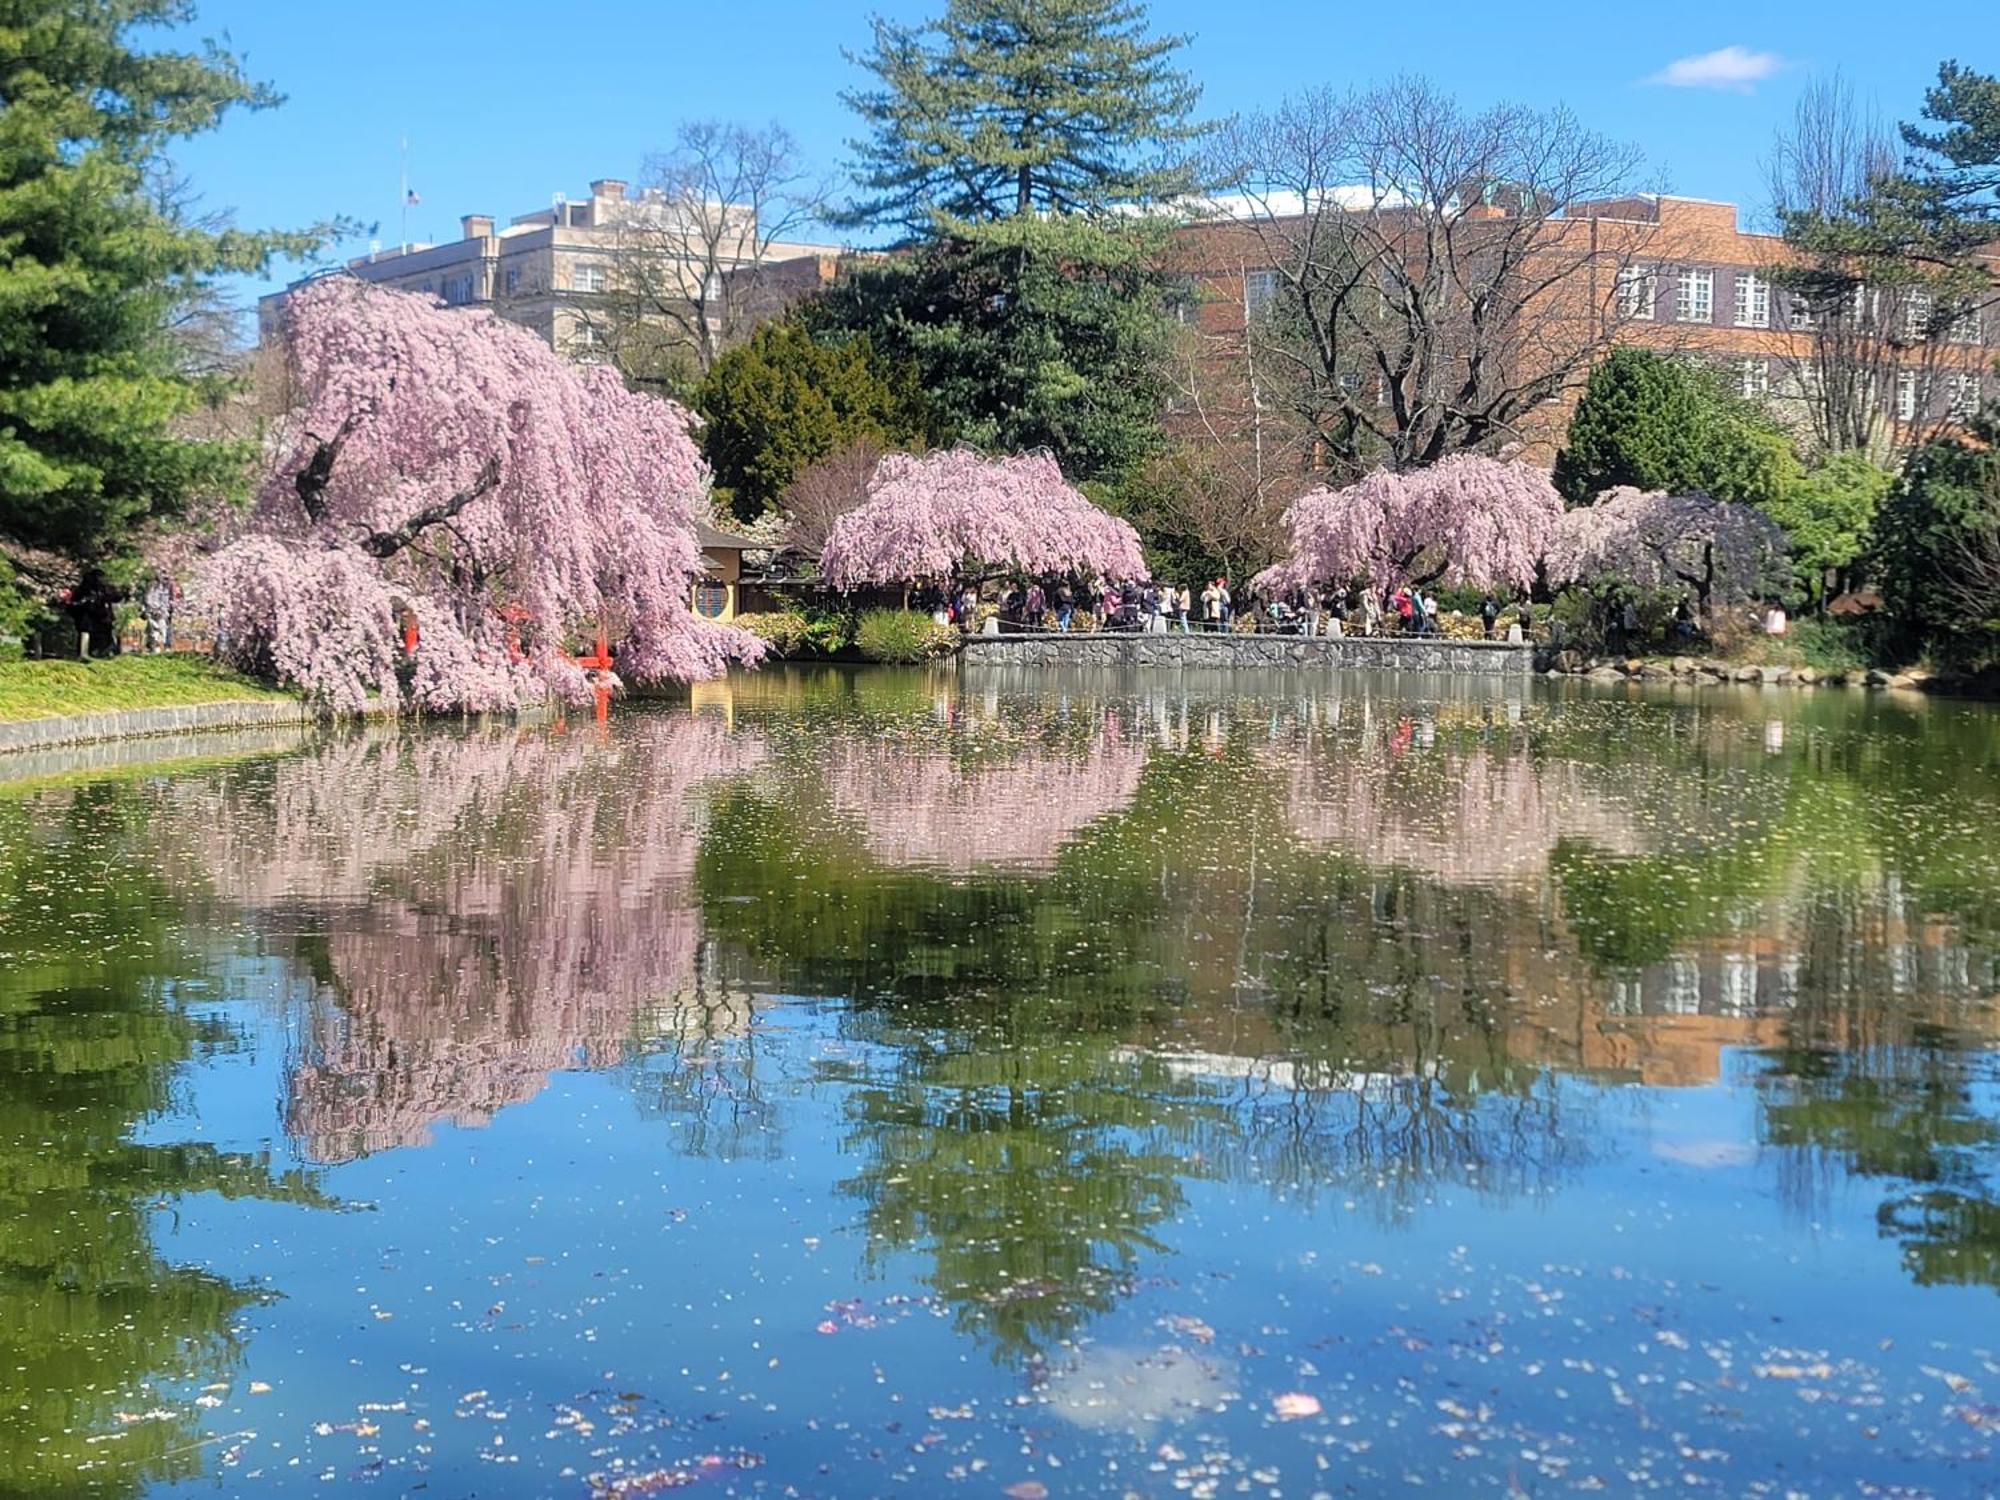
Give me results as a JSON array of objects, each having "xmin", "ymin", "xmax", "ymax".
[
  {"xmin": 1949, "ymin": 302, "xmax": 1983, "ymax": 345},
  {"xmin": 1614, "ymin": 265, "xmax": 1656, "ymax": 320},
  {"xmin": 1903, "ymin": 290, "xmax": 1934, "ymax": 341},
  {"xmin": 573, "ymin": 263, "xmax": 608, "ymax": 294},
  {"xmin": 1896, "ymin": 369, "xmax": 1919, "ymax": 421},
  {"xmin": 1243, "ymin": 269, "xmax": 1279, "ymax": 322},
  {"xmin": 442, "ymin": 273, "xmax": 476, "ymax": 306},
  {"xmin": 504, "ymin": 266, "xmax": 520, "ymax": 297},
  {"xmin": 1738, "ymin": 358, "xmax": 1769, "ymax": 399},
  {"xmin": 693, "ymin": 581, "xmax": 729, "ymax": 619},
  {"xmin": 1733, "ymin": 272, "xmax": 1769, "ymax": 328},
  {"xmin": 1675, "ymin": 268, "xmax": 1713, "ymax": 323},
  {"xmin": 1947, "ymin": 372, "xmax": 1982, "ymax": 420},
  {"xmin": 1788, "ymin": 291, "xmax": 1818, "ymax": 330}
]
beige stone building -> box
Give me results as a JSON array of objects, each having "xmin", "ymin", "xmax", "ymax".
[{"xmin": 258, "ymin": 177, "xmax": 847, "ymax": 365}]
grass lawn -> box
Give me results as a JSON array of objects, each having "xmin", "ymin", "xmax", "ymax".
[{"xmin": 0, "ymin": 653, "xmax": 296, "ymax": 722}]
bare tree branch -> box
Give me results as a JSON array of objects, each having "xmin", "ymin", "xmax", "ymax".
[
  {"xmin": 557, "ymin": 121, "xmax": 833, "ymax": 389},
  {"xmin": 1206, "ymin": 78, "xmax": 1653, "ymax": 476}
]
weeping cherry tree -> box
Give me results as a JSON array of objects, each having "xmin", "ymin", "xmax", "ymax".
[
  {"xmin": 201, "ymin": 277, "xmax": 761, "ymax": 713},
  {"xmin": 1251, "ymin": 454, "xmax": 1563, "ymax": 596},
  {"xmin": 819, "ymin": 448, "xmax": 1148, "ymax": 589},
  {"xmin": 1548, "ymin": 487, "xmax": 1794, "ymax": 616}
]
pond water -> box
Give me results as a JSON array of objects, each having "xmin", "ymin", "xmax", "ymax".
[{"xmin": 4, "ymin": 666, "xmax": 1999, "ymax": 1498}]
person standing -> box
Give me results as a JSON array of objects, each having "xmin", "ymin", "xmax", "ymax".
[
  {"xmin": 1175, "ymin": 584, "xmax": 1190, "ymax": 634},
  {"xmin": 1056, "ymin": 581, "xmax": 1075, "ymax": 632},
  {"xmin": 1217, "ymin": 578, "xmax": 1233, "ymax": 633},
  {"xmin": 1422, "ymin": 591, "xmax": 1440, "ymax": 637},
  {"xmin": 1201, "ymin": 579, "xmax": 1221, "ymax": 632},
  {"xmin": 1025, "ymin": 580, "xmax": 1046, "ymax": 630},
  {"xmin": 1480, "ymin": 595, "xmax": 1499, "ymax": 641}
]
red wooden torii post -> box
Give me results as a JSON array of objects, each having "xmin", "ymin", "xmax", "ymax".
[{"xmin": 574, "ymin": 626, "xmax": 613, "ymax": 725}]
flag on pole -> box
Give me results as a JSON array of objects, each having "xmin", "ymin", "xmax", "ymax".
[{"xmin": 405, "ymin": 188, "xmax": 421, "ymax": 206}]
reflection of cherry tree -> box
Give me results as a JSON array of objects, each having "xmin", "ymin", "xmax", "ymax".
[
  {"xmin": 154, "ymin": 716, "xmax": 764, "ymax": 1161},
  {"xmin": 822, "ymin": 719, "xmax": 1149, "ymax": 871},
  {"xmin": 1276, "ymin": 736, "xmax": 1649, "ymax": 886}
]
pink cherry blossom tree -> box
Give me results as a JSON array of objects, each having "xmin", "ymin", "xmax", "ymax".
[
  {"xmin": 819, "ymin": 447, "xmax": 1148, "ymax": 589},
  {"xmin": 198, "ymin": 276, "xmax": 761, "ymax": 714},
  {"xmin": 1251, "ymin": 454, "xmax": 1563, "ymax": 596},
  {"xmin": 1548, "ymin": 487, "xmax": 1793, "ymax": 616}
]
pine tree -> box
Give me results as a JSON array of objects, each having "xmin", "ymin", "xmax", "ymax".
[
  {"xmin": 837, "ymin": 0, "xmax": 1209, "ymax": 238},
  {"xmin": 1554, "ymin": 349, "xmax": 1796, "ymax": 509},
  {"xmin": 0, "ymin": 1, "xmax": 332, "ymax": 641},
  {"xmin": 822, "ymin": 0, "xmax": 1205, "ymax": 487}
]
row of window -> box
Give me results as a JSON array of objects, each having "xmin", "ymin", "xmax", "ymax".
[
  {"xmin": 1733, "ymin": 356, "xmax": 1986, "ymax": 419},
  {"xmin": 1242, "ymin": 264, "xmax": 1988, "ymax": 348},
  {"xmin": 1618, "ymin": 265, "xmax": 1985, "ymax": 342}
]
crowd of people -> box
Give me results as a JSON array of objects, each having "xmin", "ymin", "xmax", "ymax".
[{"xmin": 917, "ymin": 576, "xmax": 1531, "ymax": 640}]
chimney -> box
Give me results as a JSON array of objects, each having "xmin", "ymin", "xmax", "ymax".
[
  {"xmin": 461, "ymin": 213, "xmax": 494, "ymax": 240},
  {"xmin": 590, "ymin": 178, "xmax": 627, "ymax": 205}
]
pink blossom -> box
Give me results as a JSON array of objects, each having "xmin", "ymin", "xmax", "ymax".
[
  {"xmin": 819, "ymin": 448, "xmax": 1148, "ymax": 588},
  {"xmin": 1252, "ymin": 455, "xmax": 1563, "ymax": 595},
  {"xmin": 197, "ymin": 277, "xmax": 761, "ymax": 713},
  {"xmin": 1548, "ymin": 487, "xmax": 1792, "ymax": 606}
]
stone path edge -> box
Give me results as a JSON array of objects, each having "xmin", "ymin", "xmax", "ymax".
[{"xmin": 0, "ymin": 698, "xmax": 315, "ymax": 755}]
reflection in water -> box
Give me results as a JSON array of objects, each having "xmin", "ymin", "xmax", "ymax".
[
  {"xmin": 152, "ymin": 716, "xmax": 763, "ymax": 1162},
  {"xmin": 4, "ymin": 666, "xmax": 2000, "ymax": 1493},
  {"xmin": 0, "ymin": 792, "xmax": 323, "ymax": 1500}
]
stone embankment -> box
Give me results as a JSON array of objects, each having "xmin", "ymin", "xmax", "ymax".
[
  {"xmin": 1540, "ymin": 652, "xmax": 1933, "ymax": 690},
  {"xmin": 0, "ymin": 698, "xmax": 319, "ymax": 755},
  {"xmin": 959, "ymin": 632, "xmax": 1535, "ymax": 675}
]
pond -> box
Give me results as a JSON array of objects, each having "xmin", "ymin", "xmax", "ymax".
[{"xmin": 3, "ymin": 666, "xmax": 1999, "ymax": 1498}]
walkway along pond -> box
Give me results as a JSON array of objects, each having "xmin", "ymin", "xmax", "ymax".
[
  {"xmin": 958, "ymin": 629, "xmax": 1537, "ymax": 674},
  {"xmin": 3, "ymin": 664, "xmax": 1999, "ymax": 1496}
]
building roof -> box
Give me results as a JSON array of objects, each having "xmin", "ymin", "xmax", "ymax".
[{"xmin": 694, "ymin": 522, "xmax": 761, "ymax": 551}]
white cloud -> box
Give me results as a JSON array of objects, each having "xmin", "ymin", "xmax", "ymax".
[{"xmin": 1647, "ymin": 46, "xmax": 1785, "ymax": 93}]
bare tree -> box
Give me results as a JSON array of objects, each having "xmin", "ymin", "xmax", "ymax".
[
  {"xmin": 1142, "ymin": 321, "xmax": 1309, "ymax": 581},
  {"xmin": 1209, "ymin": 77, "xmax": 1651, "ymax": 476},
  {"xmin": 568, "ymin": 121, "xmax": 831, "ymax": 392},
  {"xmin": 1769, "ymin": 74, "xmax": 1994, "ymax": 456},
  {"xmin": 779, "ymin": 440, "xmax": 884, "ymax": 565}
]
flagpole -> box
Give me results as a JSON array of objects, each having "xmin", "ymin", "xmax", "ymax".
[{"xmin": 399, "ymin": 135, "xmax": 409, "ymax": 251}]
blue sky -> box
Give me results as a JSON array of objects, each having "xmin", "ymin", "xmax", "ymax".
[{"xmin": 169, "ymin": 0, "xmax": 1987, "ymax": 304}]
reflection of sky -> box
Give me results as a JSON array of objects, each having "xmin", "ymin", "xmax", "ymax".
[{"xmin": 149, "ymin": 995, "xmax": 2000, "ymax": 1496}]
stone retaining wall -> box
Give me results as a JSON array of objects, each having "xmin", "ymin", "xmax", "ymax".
[
  {"xmin": 958, "ymin": 631, "xmax": 1535, "ymax": 675},
  {"xmin": 0, "ymin": 698, "xmax": 315, "ymax": 756}
]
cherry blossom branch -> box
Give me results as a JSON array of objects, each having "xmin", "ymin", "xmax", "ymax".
[
  {"xmin": 293, "ymin": 412, "xmax": 362, "ymax": 523},
  {"xmin": 359, "ymin": 457, "xmax": 503, "ymax": 559}
]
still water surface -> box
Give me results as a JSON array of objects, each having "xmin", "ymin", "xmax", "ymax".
[{"xmin": 3, "ymin": 667, "xmax": 1999, "ymax": 1497}]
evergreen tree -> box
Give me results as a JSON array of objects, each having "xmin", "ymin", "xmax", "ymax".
[
  {"xmin": 0, "ymin": 1, "xmax": 333, "ymax": 638},
  {"xmin": 1554, "ymin": 349, "xmax": 1797, "ymax": 509},
  {"xmin": 820, "ymin": 0, "xmax": 1207, "ymax": 488},
  {"xmin": 838, "ymin": 0, "xmax": 1209, "ymax": 238},
  {"xmin": 1872, "ymin": 420, "xmax": 2000, "ymax": 665},
  {"xmin": 694, "ymin": 318, "xmax": 931, "ymax": 521},
  {"xmin": 807, "ymin": 215, "xmax": 1173, "ymax": 483}
]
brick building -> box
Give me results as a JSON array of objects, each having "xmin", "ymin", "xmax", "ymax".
[
  {"xmin": 258, "ymin": 177, "xmax": 847, "ymax": 364},
  {"xmin": 1169, "ymin": 193, "xmax": 1997, "ymax": 473}
]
